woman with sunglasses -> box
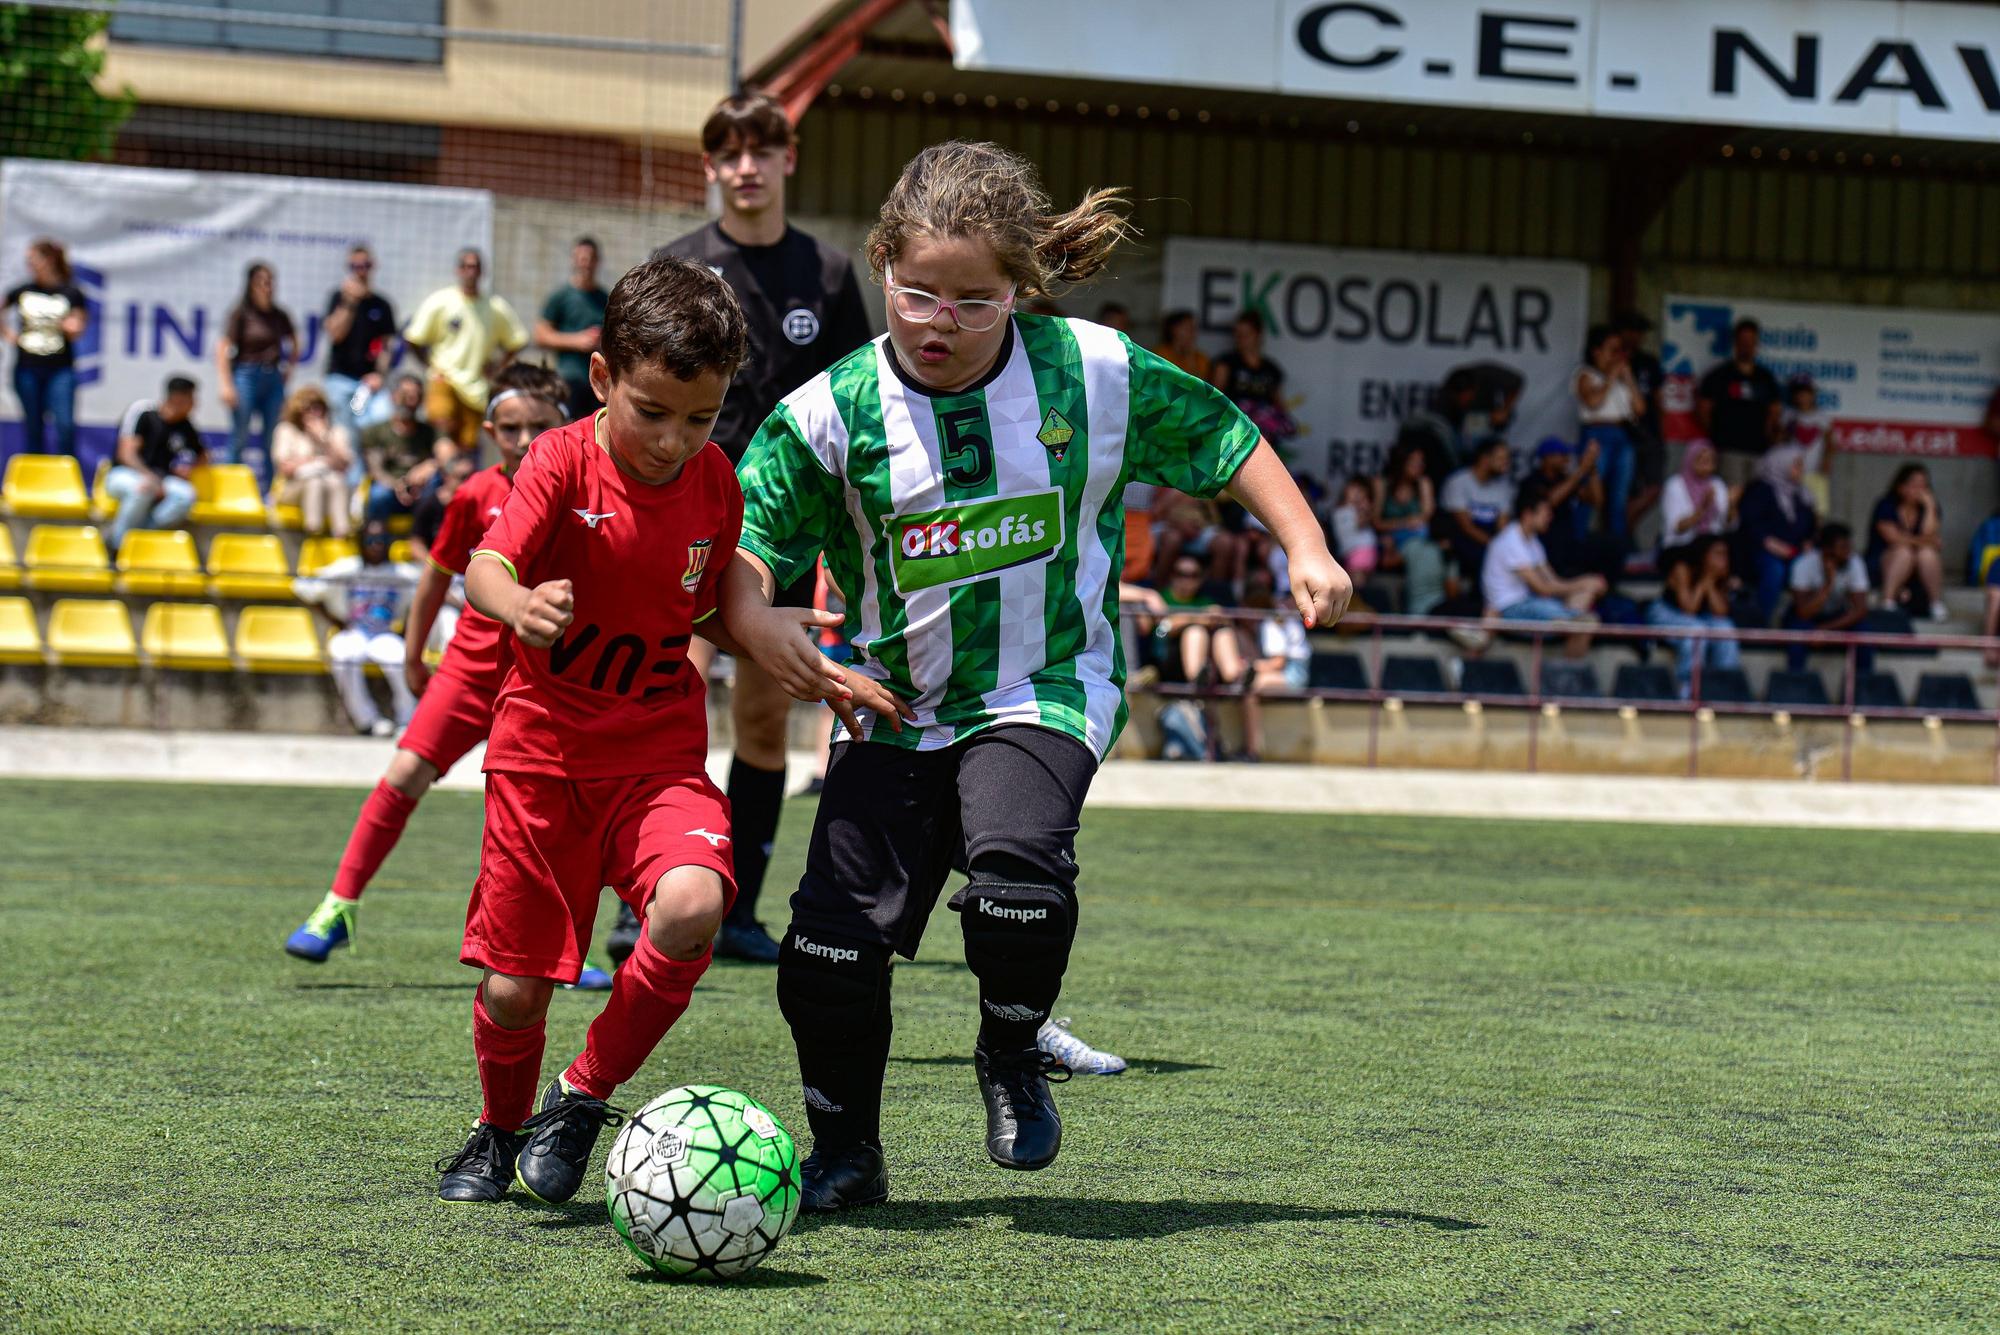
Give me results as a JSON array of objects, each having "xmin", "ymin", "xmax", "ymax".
[
  {"xmin": 322, "ymin": 244, "xmax": 398, "ymax": 458},
  {"xmin": 720, "ymin": 141, "xmax": 1352, "ymax": 1213}
]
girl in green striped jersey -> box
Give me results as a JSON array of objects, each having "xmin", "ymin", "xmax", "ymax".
[{"xmin": 723, "ymin": 141, "xmax": 1352, "ymax": 1210}]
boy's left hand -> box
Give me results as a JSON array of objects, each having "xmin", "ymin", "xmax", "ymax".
[{"xmin": 1289, "ymin": 548, "xmax": 1353, "ymax": 630}]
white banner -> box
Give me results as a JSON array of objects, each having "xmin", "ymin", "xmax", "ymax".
[
  {"xmin": 1660, "ymin": 294, "xmax": 2000, "ymax": 458},
  {"xmin": 1, "ymin": 159, "xmax": 492, "ymax": 464},
  {"xmin": 1160, "ymin": 238, "xmax": 1588, "ymax": 481},
  {"xmin": 956, "ymin": 0, "xmax": 2000, "ymax": 145}
]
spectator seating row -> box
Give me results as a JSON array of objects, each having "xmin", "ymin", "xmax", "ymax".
[
  {"xmin": 0, "ymin": 596, "xmax": 326, "ymax": 672},
  {"xmin": 1, "ymin": 454, "xmax": 412, "ymax": 534},
  {"xmin": 0, "ymin": 526, "xmax": 410, "ymax": 599},
  {"xmin": 1301, "ymin": 651, "xmax": 1985, "ymax": 714}
]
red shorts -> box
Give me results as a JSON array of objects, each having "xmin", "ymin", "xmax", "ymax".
[
  {"xmin": 462, "ymin": 771, "xmax": 736, "ymax": 982},
  {"xmin": 397, "ymin": 668, "xmax": 496, "ymax": 775}
]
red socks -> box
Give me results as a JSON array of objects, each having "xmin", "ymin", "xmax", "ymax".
[
  {"xmin": 564, "ymin": 931, "xmax": 709, "ymax": 1100},
  {"xmin": 331, "ymin": 781, "xmax": 418, "ymax": 902},
  {"xmin": 473, "ymin": 987, "xmax": 545, "ymax": 1132}
]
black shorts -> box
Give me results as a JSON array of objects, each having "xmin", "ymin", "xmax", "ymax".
[{"xmin": 790, "ymin": 724, "xmax": 1096, "ymax": 958}]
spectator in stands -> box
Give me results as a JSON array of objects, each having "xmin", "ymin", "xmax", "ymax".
[
  {"xmin": 295, "ymin": 520, "xmax": 420, "ymax": 737},
  {"xmin": 4, "ymin": 237, "xmax": 88, "ymax": 457},
  {"xmin": 1371, "ymin": 440, "xmax": 1446, "ymax": 614},
  {"xmin": 103, "ymin": 375, "xmax": 204, "ymax": 551},
  {"xmin": 1616, "ymin": 311, "xmax": 1666, "ymax": 532},
  {"xmin": 1482, "ymin": 479, "xmax": 1605, "ymax": 657},
  {"xmin": 402, "ymin": 247, "xmax": 527, "ymax": 455},
  {"xmin": 360, "ymin": 373, "xmax": 441, "ymax": 524},
  {"xmin": 1154, "ymin": 310, "xmax": 1210, "ymax": 381},
  {"xmin": 1647, "ymin": 534, "xmax": 1741, "ymax": 694},
  {"xmin": 1659, "ymin": 438, "xmax": 1732, "ymax": 554},
  {"xmin": 1152, "ymin": 488, "xmax": 1242, "ymax": 590},
  {"xmin": 1696, "ymin": 317, "xmax": 1782, "ymax": 485},
  {"xmin": 1867, "ymin": 463, "xmax": 1948, "ymax": 622},
  {"xmin": 1330, "ymin": 477, "xmax": 1378, "ymax": 578},
  {"xmin": 1396, "ymin": 367, "xmax": 1476, "ymax": 484},
  {"xmin": 409, "ymin": 451, "xmax": 476, "ymax": 566},
  {"xmin": 1157, "ymin": 555, "xmax": 1245, "ymax": 686},
  {"xmin": 1095, "ymin": 301, "xmax": 1131, "ymax": 333},
  {"xmin": 1238, "ymin": 564, "xmax": 1310, "ymax": 763},
  {"xmin": 1572, "ymin": 323, "xmax": 1641, "ymax": 544},
  {"xmin": 1212, "ymin": 311, "xmax": 1294, "ymax": 444},
  {"xmin": 214, "ymin": 260, "xmax": 297, "ymax": 471},
  {"xmin": 1441, "ymin": 436, "xmax": 1514, "ymax": 581},
  {"xmin": 321, "ymin": 244, "xmax": 397, "ymax": 454},
  {"xmin": 1966, "ymin": 509, "xmax": 2000, "ymax": 666},
  {"xmin": 1785, "ymin": 522, "xmax": 1871, "ymax": 672},
  {"xmin": 1531, "ymin": 436, "xmax": 1620, "ymax": 588},
  {"xmin": 1737, "ymin": 444, "xmax": 1816, "ymax": 624},
  {"xmin": 271, "ymin": 384, "xmax": 353, "ymax": 539},
  {"xmin": 534, "ymin": 236, "xmax": 609, "ymax": 421},
  {"xmin": 1781, "ymin": 374, "xmax": 1833, "ymax": 515}
]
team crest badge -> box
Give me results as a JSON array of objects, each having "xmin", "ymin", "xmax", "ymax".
[
  {"xmin": 1036, "ymin": 407, "xmax": 1075, "ymax": 461},
  {"xmin": 681, "ymin": 537, "xmax": 714, "ymax": 593}
]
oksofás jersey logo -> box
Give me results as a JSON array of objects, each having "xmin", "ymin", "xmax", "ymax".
[{"xmin": 886, "ymin": 489, "xmax": 1066, "ymax": 595}]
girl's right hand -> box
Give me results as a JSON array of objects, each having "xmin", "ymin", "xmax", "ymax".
[{"xmin": 743, "ymin": 606, "xmax": 913, "ymax": 736}]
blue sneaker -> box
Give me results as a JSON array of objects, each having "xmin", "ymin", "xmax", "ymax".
[
  {"xmin": 565, "ymin": 963, "xmax": 613, "ymax": 991},
  {"xmin": 285, "ymin": 893, "xmax": 357, "ymax": 962}
]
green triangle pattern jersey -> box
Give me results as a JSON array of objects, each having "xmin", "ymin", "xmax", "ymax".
[{"xmin": 737, "ymin": 313, "xmax": 1260, "ymax": 758}]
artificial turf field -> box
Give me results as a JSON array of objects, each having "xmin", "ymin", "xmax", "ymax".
[{"xmin": 5, "ymin": 777, "xmax": 2000, "ymax": 1333}]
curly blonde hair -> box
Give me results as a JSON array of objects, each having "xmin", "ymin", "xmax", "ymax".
[
  {"xmin": 865, "ymin": 141, "xmax": 1135, "ymax": 298},
  {"xmin": 280, "ymin": 383, "xmax": 328, "ymax": 429}
]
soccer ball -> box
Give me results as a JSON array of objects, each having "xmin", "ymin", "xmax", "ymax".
[{"xmin": 604, "ymin": 1084, "xmax": 801, "ymax": 1279}]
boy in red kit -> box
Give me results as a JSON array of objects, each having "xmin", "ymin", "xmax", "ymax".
[
  {"xmin": 283, "ymin": 364, "xmax": 574, "ymax": 967},
  {"xmin": 437, "ymin": 256, "xmax": 893, "ymax": 1205}
]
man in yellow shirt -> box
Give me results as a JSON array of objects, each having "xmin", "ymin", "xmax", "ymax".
[{"xmin": 402, "ymin": 248, "xmax": 528, "ymax": 453}]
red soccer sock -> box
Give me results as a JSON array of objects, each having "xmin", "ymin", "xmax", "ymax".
[
  {"xmin": 564, "ymin": 930, "xmax": 709, "ymax": 1100},
  {"xmin": 473, "ymin": 987, "xmax": 546, "ymax": 1132},
  {"xmin": 330, "ymin": 780, "xmax": 419, "ymax": 902}
]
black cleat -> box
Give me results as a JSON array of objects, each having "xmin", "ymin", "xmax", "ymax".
[
  {"xmin": 514, "ymin": 1080, "xmax": 625, "ymax": 1205},
  {"xmin": 975, "ymin": 1046, "xmax": 1070, "ymax": 1171},
  {"xmin": 799, "ymin": 1142, "xmax": 889, "ymax": 1213},
  {"xmin": 606, "ymin": 904, "xmax": 642, "ymax": 968},
  {"xmin": 436, "ymin": 1122, "xmax": 526, "ymax": 1203},
  {"xmin": 715, "ymin": 920, "xmax": 781, "ymax": 964}
]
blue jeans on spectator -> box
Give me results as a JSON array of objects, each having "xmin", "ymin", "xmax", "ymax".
[
  {"xmin": 104, "ymin": 466, "xmax": 197, "ymax": 549},
  {"xmin": 12, "ymin": 362, "xmax": 78, "ymax": 456},
  {"xmin": 365, "ymin": 481, "xmax": 414, "ymax": 524},
  {"xmin": 229, "ymin": 363, "xmax": 286, "ymax": 478},
  {"xmin": 1782, "ymin": 611, "xmax": 1875, "ymax": 674},
  {"xmin": 1499, "ymin": 596, "xmax": 1575, "ymax": 623},
  {"xmin": 1647, "ymin": 600, "xmax": 1742, "ymax": 694},
  {"xmin": 1584, "ymin": 423, "xmax": 1634, "ymax": 546},
  {"xmin": 1753, "ymin": 549, "xmax": 1792, "ymax": 625}
]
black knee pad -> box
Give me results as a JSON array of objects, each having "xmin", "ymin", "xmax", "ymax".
[
  {"xmin": 955, "ymin": 880, "xmax": 1076, "ymax": 981},
  {"xmin": 776, "ymin": 923, "xmax": 889, "ymax": 1037}
]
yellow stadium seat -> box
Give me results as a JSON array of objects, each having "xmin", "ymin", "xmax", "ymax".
[
  {"xmin": 207, "ymin": 532, "xmax": 294, "ymax": 600},
  {"xmin": 116, "ymin": 529, "xmax": 207, "ymax": 596},
  {"xmin": 235, "ymin": 604, "xmax": 325, "ymax": 673},
  {"xmin": 23, "ymin": 525, "xmax": 114, "ymax": 593},
  {"xmin": 47, "ymin": 598, "xmax": 138, "ymax": 668},
  {"xmin": 3, "ymin": 453, "xmax": 90, "ymax": 520},
  {"xmin": 298, "ymin": 535, "xmax": 358, "ymax": 576},
  {"xmin": 140, "ymin": 601, "xmax": 233, "ymax": 671},
  {"xmin": 90, "ymin": 458, "xmax": 115, "ymax": 521},
  {"xmin": 0, "ymin": 527, "xmax": 19, "ymax": 592},
  {"xmin": 187, "ymin": 464, "xmax": 268, "ymax": 526},
  {"xmin": 0, "ymin": 596, "xmax": 41, "ymax": 664}
]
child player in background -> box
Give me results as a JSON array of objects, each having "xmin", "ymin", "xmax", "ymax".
[
  {"xmin": 282, "ymin": 365, "xmax": 585, "ymax": 974},
  {"xmin": 435, "ymin": 256, "xmax": 888, "ymax": 1204}
]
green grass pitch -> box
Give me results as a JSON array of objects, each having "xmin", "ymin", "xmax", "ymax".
[{"xmin": 5, "ymin": 776, "xmax": 2000, "ymax": 1332}]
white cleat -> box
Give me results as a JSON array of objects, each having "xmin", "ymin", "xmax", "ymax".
[{"xmin": 1036, "ymin": 1017, "xmax": 1127, "ymax": 1075}]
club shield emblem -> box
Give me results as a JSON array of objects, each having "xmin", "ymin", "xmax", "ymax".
[{"xmin": 681, "ymin": 538, "xmax": 713, "ymax": 593}]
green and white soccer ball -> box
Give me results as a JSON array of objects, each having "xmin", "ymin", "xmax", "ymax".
[{"xmin": 605, "ymin": 1084, "xmax": 801, "ymax": 1279}]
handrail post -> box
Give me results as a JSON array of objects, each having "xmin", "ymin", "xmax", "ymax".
[
  {"xmin": 1841, "ymin": 638, "xmax": 1857, "ymax": 783},
  {"xmin": 1525, "ymin": 626, "xmax": 1544, "ymax": 774},
  {"xmin": 1365, "ymin": 620, "xmax": 1383, "ymax": 768}
]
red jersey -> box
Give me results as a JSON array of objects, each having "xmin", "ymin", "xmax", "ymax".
[
  {"xmin": 473, "ymin": 415, "xmax": 742, "ymax": 779},
  {"xmin": 427, "ymin": 463, "xmax": 516, "ymax": 691}
]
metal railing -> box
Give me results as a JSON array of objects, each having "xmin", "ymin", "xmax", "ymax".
[{"xmin": 1125, "ymin": 606, "xmax": 2000, "ymax": 783}]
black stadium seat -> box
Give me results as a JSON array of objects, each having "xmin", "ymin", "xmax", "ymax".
[
  {"xmin": 1307, "ymin": 651, "xmax": 1369, "ymax": 692},
  {"xmin": 1612, "ymin": 663, "xmax": 1677, "ymax": 703},
  {"xmin": 1381, "ymin": 655, "xmax": 1450, "ymax": 696},
  {"xmin": 1915, "ymin": 673, "xmax": 1982, "ymax": 713},
  {"xmin": 1765, "ymin": 670, "xmax": 1830, "ymax": 707},
  {"xmin": 1696, "ymin": 668, "xmax": 1754, "ymax": 704},
  {"xmin": 1540, "ymin": 662, "xmax": 1602, "ymax": 700},
  {"xmin": 1459, "ymin": 658, "xmax": 1526, "ymax": 697},
  {"xmin": 1851, "ymin": 672, "xmax": 1905, "ymax": 711}
]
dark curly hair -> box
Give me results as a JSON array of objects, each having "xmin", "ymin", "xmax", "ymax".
[{"xmin": 600, "ymin": 255, "xmax": 748, "ymax": 384}]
